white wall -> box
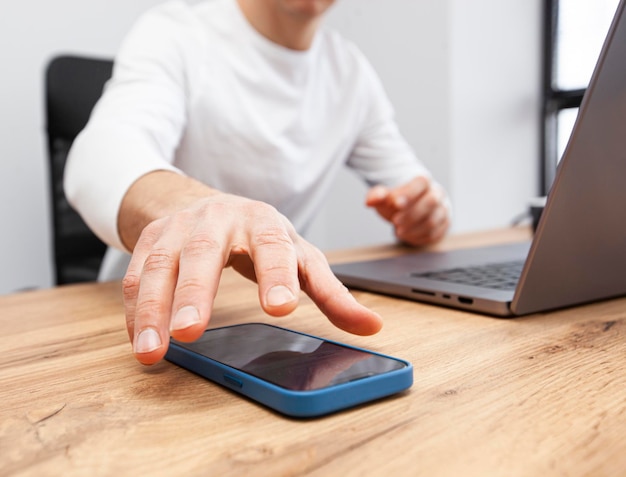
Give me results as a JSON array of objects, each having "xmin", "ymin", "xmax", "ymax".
[
  {"xmin": 0, "ymin": 0, "xmax": 540, "ymax": 294},
  {"xmin": 448, "ymin": 0, "xmax": 541, "ymax": 232},
  {"xmin": 309, "ymin": 0, "xmax": 452, "ymax": 249},
  {"xmin": 0, "ymin": 0, "xmax": 166, "ymax": 294},
  {"xmin": 311, "ymin": 0, "xmax": 541, "ymax": 247}
]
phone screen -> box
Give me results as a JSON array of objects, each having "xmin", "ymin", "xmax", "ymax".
[{"xmin": 173, "ymin": 323, "xmax": 407, "ymax": 391}]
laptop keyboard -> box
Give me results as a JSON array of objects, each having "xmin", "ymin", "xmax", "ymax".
[{"xmin": 411, "ymin": 260, "xmax": 525, "ymax": 291}]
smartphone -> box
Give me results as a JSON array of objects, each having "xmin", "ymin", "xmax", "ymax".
[{"xmin": 165, "ymin": 323, "xmax": 413, "ymax": 418}]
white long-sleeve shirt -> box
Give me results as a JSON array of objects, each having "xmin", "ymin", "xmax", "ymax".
[{"xmin": 65, "ymin": 0, "xmax": 430, "ymax": 279}]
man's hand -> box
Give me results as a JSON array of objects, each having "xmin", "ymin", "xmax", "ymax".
[
  {"xmin": 366, "ymin": 176, "xmax": 450, "ymax": 246},
  {"xmin": 120, "ymin": 172, "xmax": 382, "ymax": 365}
]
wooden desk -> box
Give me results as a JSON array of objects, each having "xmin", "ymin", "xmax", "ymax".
[{"xmin": 2, "ymin": 228, "xmax": 625, "ymax": 476}]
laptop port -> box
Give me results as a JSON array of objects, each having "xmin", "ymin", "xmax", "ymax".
[
  {"xmin": 458, "ymin": 297, "xmax": 474, "ymax": 305},
  {"xmin": 411, "ymin": 289, "xmax": 436, "ymax": 296}
]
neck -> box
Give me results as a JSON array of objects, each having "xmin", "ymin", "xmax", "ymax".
[{"xmin": 236, "ymin": 0, "xmax": 322, "ymax": 51}]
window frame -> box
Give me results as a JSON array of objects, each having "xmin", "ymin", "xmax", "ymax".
[{"xmin": 541, "ymin": 0, "xmax": 586, "ymax": 194}]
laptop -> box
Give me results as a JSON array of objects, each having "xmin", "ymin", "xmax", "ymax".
[{"xmin": 332, "ymin": 0, "xmax": 626, "ymax": 317}]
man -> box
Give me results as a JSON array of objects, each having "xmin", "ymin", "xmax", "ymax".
[{"xmin": 65, "ymin": 0, "xmax": 451, "ymax": 365}]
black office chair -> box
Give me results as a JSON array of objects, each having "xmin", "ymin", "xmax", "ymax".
[{"xmin": 45, "ymin": 55, "xmax": 113, "ymax": 285}]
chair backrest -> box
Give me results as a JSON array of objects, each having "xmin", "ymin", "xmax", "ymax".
[{"xmin": 45, "ymin": 55, "xmax": 113, "ymax": 285}]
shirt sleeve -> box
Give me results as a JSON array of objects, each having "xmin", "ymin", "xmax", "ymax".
[
  {"xmin": 346, "ymin": 49, "xmax": 432, "ymax": 188},
  {"xmin": 64, "ymin": 3, "xmax": 195, "ymax": 251}
]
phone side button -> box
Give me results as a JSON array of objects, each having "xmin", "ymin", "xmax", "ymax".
[{"xmin": 223, "ymin": 374, "xmax": 243, "ymax": 388}]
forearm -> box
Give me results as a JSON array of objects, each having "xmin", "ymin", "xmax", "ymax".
[{"xmin": 118, "ymin": 170, "xmax": 219, "ymax": 251}]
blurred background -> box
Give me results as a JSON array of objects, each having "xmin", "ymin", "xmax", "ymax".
[{"xmin": 0, "ymin": 0, "xmax": 616, "ymax": 294}]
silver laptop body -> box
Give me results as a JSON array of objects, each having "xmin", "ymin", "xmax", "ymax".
[{"xmin": 332, "ymin": 0, "xmax": 626, "ymax": 317}]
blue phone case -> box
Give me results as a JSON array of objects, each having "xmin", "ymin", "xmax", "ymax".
[{"xmin": 165, "ymin": 323, "xmax": 413, "ymax": 418}]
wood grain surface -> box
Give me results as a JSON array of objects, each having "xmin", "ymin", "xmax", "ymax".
[{"xmin": 2, "ymin": 227, "xmax": 625, "ymax": 477}]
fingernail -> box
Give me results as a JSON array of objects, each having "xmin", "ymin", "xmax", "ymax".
[
  {"xmin": 267, "ymin": 285, "xmax": 295, "ymax": 307},
  {"xmin": 394, "ymin": 195, "xmax": 408, "ymax": 208},
  {"xmin": 134, "ymin": 328, "xmax": 162, "ymax": 354},
  {"xmin": 171, "ymin": 305, "xmax": 201, "ymax": 331},
  {"xmin": 371, "ymin": 185, "xmax": 388, "ymax": 198}
]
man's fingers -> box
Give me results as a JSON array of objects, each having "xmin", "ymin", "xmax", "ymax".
[
  {"xmin": 392, "ymin": 185, "xmax": 441, "ymax": 228},
  {"xmin": 365, "ymin": 184, "xmax": 389, "ymax": 206},
  {"xmin": 387, "ymin": 176, "xmax": 430, "ymax": 209},
  {"xmin": 366, "ymin": 185, "xmax": 396, "ymax": 221},
  {"xmin": 125, "ymin": 216, "xmax": 194, "ymax": 365},
  {"xmin": 388, "ymin": 178, "xmax": 450, "ymax": 246},
  {"xmin": 169, "ymin": 223, "xmax": 226, "ymax": 342},
  {"xmin": 395, "ymin": 203, "xmax": 450, "ymax": 246},
  {"xmin": 396, "ymin": 216, "xmax": 448, "ymax": 244},
  {"xmin": 298, "ymin": 244, "xmax": 383, "ymax": 335},
  {"xmin": 123, "ymin": 193, "xmax": 387, "ymax": 367},
  {"xmin": 247, "ymin": 208, "xmax": 301, "ymax": 317},
  {"xmin": 122, "ymin": 220, "xmax": 165, "ymax": 343}
]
